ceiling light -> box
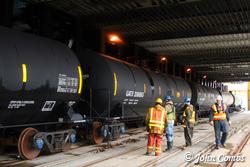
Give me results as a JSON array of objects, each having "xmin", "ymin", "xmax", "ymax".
[
  {"xmin": 160, "ymin": 57, "xmax": 167, "ymax": 62},
  {"xmin": 107, "ymin": 34, "xmax": 123, "ymax": 44},
  {"xmin": 186, "ymin": 67, "xmax": 192, "ymax": 74}
]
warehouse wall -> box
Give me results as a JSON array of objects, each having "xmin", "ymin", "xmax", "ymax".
[{"xmin": 223, "ymin": 82, "xmax": 248, "ymax": 111}]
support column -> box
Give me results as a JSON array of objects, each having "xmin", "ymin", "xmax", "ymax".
[
  {"xmin": 188, "ymin": 73, "xmax": 191, "ymax": 82},
  {"xmin": 100, "ymin": 30, "xmax": 105, "ymax": 54},
  {"xmin": 74, "ymin": 18, "xmax": 105, "ymax": 53},
  {"xmin": 165, "ymin": 62, "xmax": 168, "ymax": 74},
  {"xmin": 248, "ymin": 82, "xmax": 250, "ymax": 111},
  {"xmin": 173, "ymin": 62, "xmax": 176, "ymax": 76}
]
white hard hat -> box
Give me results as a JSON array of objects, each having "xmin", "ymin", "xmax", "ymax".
[{"xmin": 216, "ymin": 95, "xmax": 223, "ymax": 101}]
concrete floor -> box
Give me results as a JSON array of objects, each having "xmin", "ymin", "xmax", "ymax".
[
  {"xmin": 1, "ymin": 111, "xmax": 250, "ymax": 167},
  {"xmin": 232, "ymin": 130, "xmax": 250, "ymax": 167}
]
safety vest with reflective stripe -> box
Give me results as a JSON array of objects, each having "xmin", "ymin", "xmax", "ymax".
[
  {"xmin": 183, "ymin": 104, "xmax": 196, "ymax": 124},
  {"xmin": 148, "ymin": 107, "xmax": 166, "ymax": 130},
  {"xmin": 211, "ymin": 104, "xmax": 227, "ymax": 121},
  {"xmin": 165, "ymin": 103, "xmax": 175, "ymax": 121}
]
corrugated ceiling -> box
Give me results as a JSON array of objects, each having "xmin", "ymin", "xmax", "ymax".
[{"xmin": 27, "ymin": 0, "xmax": 250, "ymax": 82}]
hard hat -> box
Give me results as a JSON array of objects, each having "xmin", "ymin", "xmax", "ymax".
[
  {"xmin": 184, "ymin": 97, "xmax": 191, "ymax": 103},
  {"xmin": 164, "ymin": 96, "xmax": 172, "ymax": 101},
  {"xmin": 216, "ymin": 95, "xmax": 223, "ymax": 101},
  {"xmin": 155, "ymin": 98, "xmax": 163, "ymax": 104}
]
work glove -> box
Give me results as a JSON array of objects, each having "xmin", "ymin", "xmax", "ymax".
[
  {"xmin": 209, "ymin": 121, "xmax": 214, "ymax": 126},
  {"xmin": 228, "ymin": 120, "xmax": 231, "ymax": 126}
]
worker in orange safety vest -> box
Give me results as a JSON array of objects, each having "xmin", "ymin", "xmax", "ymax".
[
  {"xmin": 145, "ymin": 98, "xmax": 167, "ymax": 156},
  {"xmin": 209, "ymin": 95, "xmax": 231, "ymax": 149}
]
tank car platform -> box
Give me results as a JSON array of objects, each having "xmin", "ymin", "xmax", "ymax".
[{"xmin": 1, "ymin": 111, "xmax": 250, "ymax": 167}]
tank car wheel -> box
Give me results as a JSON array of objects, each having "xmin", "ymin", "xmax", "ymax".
[
  {"xmin": 18, "ymin": 128, "xmax": 41, "ymax": 160},
  {"xmin": 92, "ymin": 121, "xmax": 104, "ymax": 144}
]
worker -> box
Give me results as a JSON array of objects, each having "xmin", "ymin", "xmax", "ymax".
[
  {"xmin": 209, "ymin": 95, "xmax": 231, "ymax": 149},
  {"xmin": 145, "ymin": 98, "xmax": 167, "ymax": 156},
  {"xmin": 164, "ymin": 95, "xmax": 176, "ymax": 151},
  {"xmin": 182, "ymin": 97, "xmax": 195, "ymax": 147}
]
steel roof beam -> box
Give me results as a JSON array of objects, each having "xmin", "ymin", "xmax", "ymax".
[
  {"xmin": 136, "ymin": 33, "xmax": 250, "ymax": 48},
  {"xmin": 192, "ymin": 62, "xmax": 250, "ymax": 67}
]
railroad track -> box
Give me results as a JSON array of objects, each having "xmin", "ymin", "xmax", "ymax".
[
  {"xmin": 178, "ymin": 121, "xmax": 250, "ymax": 167},
  {"xmin": 79, "ymin": 127, "xmax": 221, "ymax": 167},
  {"xmin": 33, "ymin": 138, "xmax": 147, "ymax": 167},
  {"xmin": 23, "ymin": 121, "xmax": 248, "ymax": 167},
  {"xmin": 225, "ymin": 132, "xmax": 250, "ymax": 167},
  {"xmin": 122, "ymin": 120, "xmax": 249, "ymax": 167},
  {"xmin": 138, "ymin": 133, "xmax": 215, "ymax": 167},
  {"xmin": 1, "ymin": 116, "xmax": 247, "ymax": 167},
  {"xmin": 0, "ymin": 119, "xmax": 206, "ymax": 167},
  {"xmin": 0, "ymin": 127, "xmax": 147, "ymax": 167},
  {"xmin": 33, "ymin": 125, "xmax": 208, "ymax": 167}
]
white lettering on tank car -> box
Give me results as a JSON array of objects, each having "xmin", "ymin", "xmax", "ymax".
[
  {"xmin": 125, "ymin": 90, "xmax": 144, "ymax": 98},
  {"xmin": 42, "ymin": 101, "xmax": 56, "ymax": 111},
  {"xmin": 83, "ymin": 74, "xmax": 89, "ymax": 79},
  {"xmin": 134, "ymin": 91, "xmax": 144, "ymax": 98},
  {"xmin": 8, "ymin": 100, "xmax": 35, "ymax": 109},
  {"xmin": 126, "ymin": 91, "xmax": 134, "ymax": 97},
  {"xmin": 123, "ymin": 98, "xmax": 140, "ymax": 105},
  {"xmin": 57, "ymin": 74, "xmax": 78, "ymax": 93}
]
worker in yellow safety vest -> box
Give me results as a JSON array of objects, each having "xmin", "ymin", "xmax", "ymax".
[
  {"xmin": 145, "ymin": 98, "xmax": 167, "ymax": 156},
  {"xmin": 182, "ymin": 97, "xmax": 195, "ymax": 147},
  {"xmin": 164, "ymin": 95, "xmax": 176, "ymax": 151},
  {"xmin": 209, "ymin": 95, "xmax": 231, "ymax": 149}
]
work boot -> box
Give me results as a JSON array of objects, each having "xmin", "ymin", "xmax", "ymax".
[
  {"xmin": 186, "ymin": 142, "xmax": 192, "ymax": 147},
  {"xmin": 146, "ymin": 152, "xmax": 153, "ymax": 156},
  {"xmin": 166, "ymin": 141, "xmax": 171, "ymax": 151},
  {"xmin": 215, "ymin": 145, "xmax": 219, "ymax": 149},
  {"xmin": 170, "ymin": 141, "xmax": 173, "ymax": 149},
  {"xmin": 221, "ymin": 133, "xmax": 228, "ymax": 146}
]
